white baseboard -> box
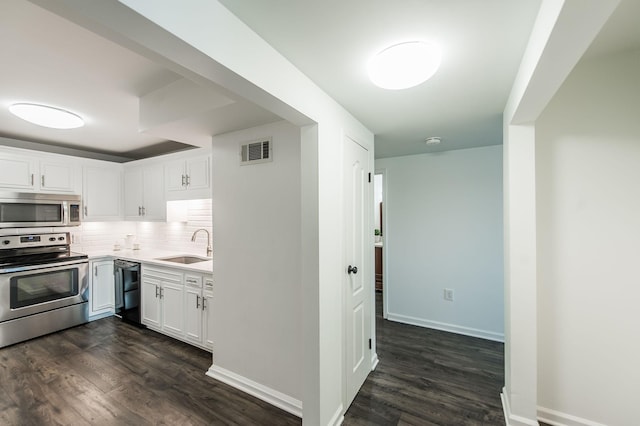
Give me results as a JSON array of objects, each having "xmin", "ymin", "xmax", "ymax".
[
  {"xmin": 387, "ymin": 313, "xmax": 504, "ymax": 342},
  {"xmin": 206, "ymin": 364, "xmax": 302, "ymax": 418},
  {"xmin": 501, "ymin": 388, "xmax": 538, "ymax": 426},
  {"xmin": 329, "ymin": 404, "xmax": 344, "ymax": 426},
  {"xmin": 538, "ymin": 406, "xmax": 607, "ymax": 426},
  {"xmin": 371, "ymin": 352, "xmax": 379, "ymax": 371}
]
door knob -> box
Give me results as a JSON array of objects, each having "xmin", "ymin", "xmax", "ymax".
[{"xmin": 347, "ymin": 265, "xmax": 358, "ymax": 275}]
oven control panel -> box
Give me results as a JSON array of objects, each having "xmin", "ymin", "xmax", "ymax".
[{"xmin": 1, "ymin": 233, "xmax": 69, "ymax": 249}]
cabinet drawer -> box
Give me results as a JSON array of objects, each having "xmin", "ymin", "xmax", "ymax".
[
  {"xmin": 142, "ymin": 266, "xmax": 183, "ymax": 284},
  {"xmin": 185, "ymin": 274, "xmax": 202, "ymax": 288}
]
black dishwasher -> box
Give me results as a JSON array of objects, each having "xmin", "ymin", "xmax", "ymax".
[{"xmin": 114, "ymin": 259, "xmax": 142, "ymax": 326}]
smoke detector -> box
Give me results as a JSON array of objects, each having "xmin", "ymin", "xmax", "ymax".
[{"xmin": 425, "ymin": 137, "xmax": 441, "ymax": 146}]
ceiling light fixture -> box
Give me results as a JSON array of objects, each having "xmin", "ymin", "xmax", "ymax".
[
  {"xmin": 9, "ymin": 103, "xmax": 85, "ymax": 129},
  {"xmin": 368, "ymin": 40, "xmax": 442, "ymax": 90},
  {"xmin": 425, "ymin": 137, "xmax": 441, "ymax": 146}
]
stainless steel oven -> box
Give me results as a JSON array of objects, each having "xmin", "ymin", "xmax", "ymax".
[
  {"xmin": 0, "ymin": 192, "xmax": 81, "ymax": 228},
  {"xmin": 0, "ymin": 232, "xmax": 88, "ymax": 348}
]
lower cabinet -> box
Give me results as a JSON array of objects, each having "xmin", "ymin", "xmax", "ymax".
[
  {"xmin": 141, "ymin": 265, "xmax": 213, "ymax": 351},
  {"xmin": 89, "ymin": 258, "xmax": 115, "ymax": 320}
]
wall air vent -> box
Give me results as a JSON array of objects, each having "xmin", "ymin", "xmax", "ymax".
[{"xmin": 240, "ymin": 138, "xmax": 272, "ymax": 165}]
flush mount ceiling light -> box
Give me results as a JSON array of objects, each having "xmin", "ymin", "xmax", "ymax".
[
  {"xmin": 368, "ymin": 40, "xmax": 442, "ymax": 90},
  {"xmin": 425, "ymin": 137, "xmax": 441, "ymax": 146},
  {"xmin": 9, "ymin": 103, "xmax": 84, "ymax": 129}
]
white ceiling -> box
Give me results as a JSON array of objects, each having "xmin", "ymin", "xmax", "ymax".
[
  {"xmin": 0, "ymin": 0, "xmax": 281, "ymax": 160},
  {"xmin": 218, "ymin": 0, "xmax": 542, "ymax": 158},
  {"xmin": 1, "ymin": 1, "xmax": 638, "ymax": 162}
]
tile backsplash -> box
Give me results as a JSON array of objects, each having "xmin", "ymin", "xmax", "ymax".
[{"xmin": 71, "ymin": 199, "xmax": 212, "ymax": 254}]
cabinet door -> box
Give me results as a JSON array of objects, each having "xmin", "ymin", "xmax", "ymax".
[
  {"xmin": 185, "ymin": 156, "xmax": 210, "ymax": 190},
  {"xmin": 142, "ymin": 164, "xmax": 165, "ymax": 220},
  {"xmin": 203, "ymin": 277, "xmax": 214, "ymax": 349},
  {"xmin": 40, "ymin": 161, "xmax": 76, "ymax": 193},
  {"xmin": 0, "ymin": 154, "xmax": 36, "ymax": 190},
  {"xmin": 165, "ymin": 160, "xmax": 186, "ymax": 192},
  {"xmin": 161, "ymin": 281, "xmax": 184, "ymax": 336},
  {"xmin": 184, "ymin": 285, "xmax": 203, "ymax": 344},
  {"xmin": 123, "ymin": 168, "xmax": 143, "ymax": 219},
  {"xmin": 141, "ymin": 277, "xmax": 162, "ymax": 328},
  {"xmin": 83, "ymin": 166, "xmax": 122, "ymax": 220},
  {"xmin": 90, "ymin": 260, "xmax": 115, "ymax": 316}
]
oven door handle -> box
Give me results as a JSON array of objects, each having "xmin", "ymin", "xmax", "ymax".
[{"xmin": 0, "ymin": 259, "xmax": 89, "ymax": 274}]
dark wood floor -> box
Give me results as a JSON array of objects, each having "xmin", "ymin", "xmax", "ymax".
[
  {"xmin": 0, "ymin": 295, "xmax": 505, "ymax": 425},
  {"xmin": 0, "ymin": 318, "xmax": 300, "ymax": 425},
  {"xmin": 343, "ymin": 293, "xmax": 505, "ymax": 425}
]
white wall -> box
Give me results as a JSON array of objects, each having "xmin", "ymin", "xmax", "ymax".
[
  {"xmin": 208, "ymin": 121, "xmax": 302, "ymax": 408},
  {"xmin": 376, "ymin": 145, "xmax": 504, "ymax": 340},
  {"xmin": 535, "ymin": 49, "xmax": 640, "ymax": 426}
]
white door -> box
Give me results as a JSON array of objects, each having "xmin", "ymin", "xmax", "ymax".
[
  {"xmin": 90, "ymin": 260, "xmax": 114, "ymax": 315},
  {"xmin": 142, "ymin": 164, "xmax": 165, "ymax": 220},
  {"xmin": 184, "ymin": 285, "xmax": 203, "ymax": 344},
  {"xmin": 141, "ymin": 277, "xmax": 161, "ymax": 328},
  {"xmin": 40, "ymin": 161, "xmax": 75, "ymax": 193},
  {"xmin": 123, "ymin": 168, "xmax": 143, "ymax": 219},
  {"xmin": 343, "ymin": 135, "xmax": 372, "ymax": 408},
  {"xmin": 161, "ymin": 281, "xmax": 184, "ymax": 336}
]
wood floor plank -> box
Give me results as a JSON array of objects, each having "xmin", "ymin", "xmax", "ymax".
[
  {"xmin": 0, "ymin": 292, "xmax": 504, "ymax": 425},
  {"xmin": 343, "ymin": 293, "xmax": 505, "ymax": 425}
]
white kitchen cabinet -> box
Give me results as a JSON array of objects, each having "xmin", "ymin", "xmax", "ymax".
[
  {"xmin": 141, "ymin": 264, "xmax": 212, "ymax": 351},
  {"xmin": 184, "ymin": 274, "xmax": 203, "ymax": 345},
  {"xmin": 161, "ymin": 281, "xmax": 184, "ymax": 336},
  {"xmin": 165, "ymin": 155, "xmax": 210, "ymax": 200},
  {"xmin": 0, "ymin": 151, "xmax": 78, "ymax": 193},
  {"xmin": 141, "ymin": 266, "xmax": 184, "ymax": 337},
  {"xmin": 39, "ymin": 160, "xmax": 77, "ymax": 193},
  {"xmin": 141, "ymin": 276, "xmax": 162, "ymax": 328},
  {"xmin": 203, "ymin": 276, "xmax": 214, "ymax": 350},
  {"xmin": 89, "ymin": 258, "xmax": 115, "ymax": 320},
  {"xmin": 83, "ymin": 165, "xmax": 123, "ymax": 221},
  {"xmin": 124, "ymin": 164, "xmax": 165, "ymax": 220},
  {"xmin": 0, "ymin": 153, "xmax": 37, "ymax": 190}
]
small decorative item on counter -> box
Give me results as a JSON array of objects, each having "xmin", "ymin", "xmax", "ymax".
[{"xmin": 125, "ymin": 234, "xmax": 135, "ymax": 249}]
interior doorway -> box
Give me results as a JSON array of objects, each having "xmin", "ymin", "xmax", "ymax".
[{"xmin": 374, "ymin": 171, "xmax": 386, "ymax": 319}]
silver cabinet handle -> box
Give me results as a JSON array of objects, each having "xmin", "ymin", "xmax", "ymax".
[
  {"xmin": 160, "ymin": 288, "xmax": 163, "ymax": 299},
  {"xmin": 141, "ymin": 206, "xmax": 146, "ymax": 216},
  {"xmin": 186, "ymin": 174, "xmax": 190, "ymax": 186},
  {"xmin": 138, "ymin": 206, "xmax": 141, "ymax": 216},
  {"xmin": 202, "ymin": 297, "xmax": 207, "ymax": 311},
  {"xmin": 41, "ymin": 175, "xmax": 45, "ymax": 187},
  {"xmin": 94, "ymin": 266, "xmax": 98, "ymax": 276},
  {"xmin": 196, "ymin": 295, "xmax": 200, "ymax": 309},
  {"xmin": 31, "ymin": 174, "xmax": 34, "ymax": 186},
  {"xmin": 181, "ymin": 175, "xmax": 186, "ymax": 186},
  {"xmin": 155, "ymin": 285, "xmax": 159, "ymax": 298},
  {"xmin": 84, "ymin": 206, "xmax": 88, "ymax": 216}
]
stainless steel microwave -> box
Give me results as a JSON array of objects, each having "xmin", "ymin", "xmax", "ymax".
[{"xmin": 0, "ymin": 192, "xmax": 81, "ymax": 228}]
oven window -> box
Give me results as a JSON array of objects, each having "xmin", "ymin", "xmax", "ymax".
[
  {"xmin": 0, "ymin": 203, "xmax": 62, "ymax": 223},
  {"xmin": 10, "ymin": 269, "xmax": 79, "ymax": 308}
]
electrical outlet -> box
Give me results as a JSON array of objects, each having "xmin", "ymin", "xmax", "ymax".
[{"xmin": 444, "ymin": 288, "xmax": 454, "ymax": 301}]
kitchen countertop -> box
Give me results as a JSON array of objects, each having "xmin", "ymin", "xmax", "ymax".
[{"xmin": 81, "ymin": 248, "xmax": 213, "ymax": 274}]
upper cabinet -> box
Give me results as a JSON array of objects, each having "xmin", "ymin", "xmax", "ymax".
[
  {"xmin": 124, "ymin": 163, "xmax": 165, "ymax": 221},
  {"xmin": 39, "ymin": 160, "xmax": 78, "ymax": 193},
  {"xmin": 0, "ymin": 149, "xmax": 79, "ymax": 193},
  {"xmin": 166, "ymin": 155, "xmax": 211, "ymax": 200},
  {"xmin": 83, "ymin": 164, "xmax": 123, "ymax": 221}
]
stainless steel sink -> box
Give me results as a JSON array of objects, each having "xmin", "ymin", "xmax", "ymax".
[{"xmin": 156, "ymin": 255, "xmax": 210, "ymax": 264}]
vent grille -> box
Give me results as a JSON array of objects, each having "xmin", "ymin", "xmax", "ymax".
[{"xmin": 241, "ymin": 139, "xmax": 272, "ymax": 165}]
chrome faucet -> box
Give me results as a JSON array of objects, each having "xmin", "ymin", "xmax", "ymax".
[{"xmin": 191, "ymin": 228, "xmax": 212, "ymax": 257}]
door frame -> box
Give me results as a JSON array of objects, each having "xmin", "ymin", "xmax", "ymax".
[{"xmin": 375, "ymin": 168, "xmax": 389, "ymax": 320}]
